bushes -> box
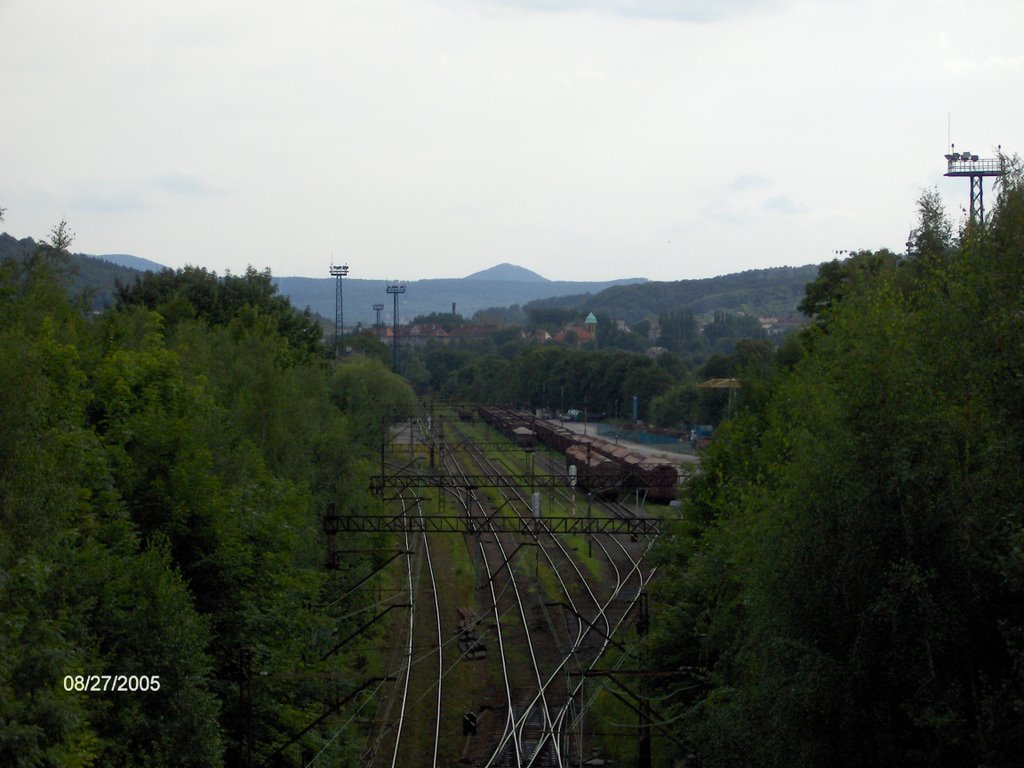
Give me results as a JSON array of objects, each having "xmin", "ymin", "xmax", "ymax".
[
  {"xmin": 651, "ymin": 177, "xmax": 1024, "ymax": 766},
  {"xmin": 1, "ymin": 254, "xmax": 410, "ymax": 766}
]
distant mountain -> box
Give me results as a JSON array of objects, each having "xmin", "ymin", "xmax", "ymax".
[
  {"xmin": 94, "ymin": 253, "xmax": 168, "ymax": 272},
  {"xmin": 525, "ymin": 265, "xmax": 820, "ymax": 324},
  {"xmin": 0, "ymin": 232, "xmax": 145, "ymax": 310},
  {"xmin": 0, "ymin": 232, "xmax": 34, "ymax": 261},
  {"xmin": 2, "ymin": 231, "xmax": 816, "ymax": 328},
  {"xmin": 0, "ymin": 234, "xmax": 168, "ymax": 273},
  {"xmin": 273, "ymin": 274, "xmax": 648, "ymax": 326},
  {"xmin": 464, "ymin": 263, "xmax": 549, "ymax": 282}
]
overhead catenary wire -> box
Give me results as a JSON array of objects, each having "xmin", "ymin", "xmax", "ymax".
[
  {"xmin": 366, "ymin": 404, "xmax": 664, "ymax": 767},
  {"xmin": 304, "ymin": 677, "xmax": 390, "ymax": 766}
]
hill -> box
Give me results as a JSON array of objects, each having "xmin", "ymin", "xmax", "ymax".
[
  {"xmin": 97, "ymin": 253, "xmax": 167, "ymax": 272},
  {"xmin": 524, "ymin": 264, "xmax": 820, "ymax": 323},
  {"xmin": 1, "ymin": 234, "xmax": 814, "ymax": 327},
  {"xmin": 0, "ymin": 232, "xmax": 146, "ymax": 310},
  {"xmin": 273, "ymin": 273, "xmax": 647, "ymax": 326},
  {"xmin": 464, "ymin": 263, "xmax": 550, "ymax": 282}
]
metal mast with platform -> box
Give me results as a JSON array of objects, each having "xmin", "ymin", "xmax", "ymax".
[{"xmin": 944, "ymin": 145, "xmax": 1004, "ymax": 225}]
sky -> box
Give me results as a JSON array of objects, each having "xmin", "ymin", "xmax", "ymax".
[{"xmin": 1, "ymin": 0, "xmax": 1021, "ymax": 282}]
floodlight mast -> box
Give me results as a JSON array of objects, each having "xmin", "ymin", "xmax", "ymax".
[
  {"xmin": 329, "ymin": 264, "xmax": 349, "ymax": 358},
  {"xmin": 385, "ymin": 284, "xmax": 406, "ymax": 373},
  {"xmin": 373, "ymin": 303, "xmax": 385, "ymax": 341},
  {"xmin": 944, "ymin": 145, "xmax": 1004, "ymax": 226}
]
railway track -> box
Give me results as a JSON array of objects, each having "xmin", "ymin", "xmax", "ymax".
[
  {"xmin": 361, "ymin": 492, "xmax": 446, "ymax": 768},
  {"xmin": 459, "ymin": 437, "xmax": 597, "ymax": 768},
  {"xmin": 443, "ymin": 434, "xmax": 551, "ymax": 766},
  {"xmin": 445, "ymin": 416, "xmax": 657, "ymax": 767},
  {"xmin": 363, "ymin": 406, "xmax": 660, "ymax": 767}
]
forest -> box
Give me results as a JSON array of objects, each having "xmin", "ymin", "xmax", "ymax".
[
  {"xmin": 647, "ymin": 170, "xmax": 1024, "ymax": 766},
  {"xmin": 0, "ymin": 230, "xmax": 416, "ymax": 766},
  {"xmin": 523, "ymin": 264, "xmax": 818, "ymax": 324},
  {"xmin": 381, "ymin": 316, "xmax": 774, "ymax": 430}
]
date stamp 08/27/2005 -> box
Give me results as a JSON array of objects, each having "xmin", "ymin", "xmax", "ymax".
[{"xmin": 62, "ymin": 675, "xmax": 161, "ymax": 693}]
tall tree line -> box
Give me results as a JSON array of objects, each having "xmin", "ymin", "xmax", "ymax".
[
  {"xmin": 1, "ymin": 246, "xmax": 415, "ymax": 766},
  {"xmin": 648, "ymin": 169, "xmax": 1024, "ymax": 766}
]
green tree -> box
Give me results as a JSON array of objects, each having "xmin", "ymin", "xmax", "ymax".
[
  {"xmin": 116, "ymin": 265, "xmax": 323, "ymax": 357},
  {"xmin": 526, "ymin": 306, "xmax": 578, "ymax": 328},
  {"xmin": 657, "ymin": 307, "xmax": 698, "ymax": 354},
  {"xmin": 2, "ymin": 239, "xmax": 399, "ymax": 766},
  {"xmin": 0, "ymin": 253, "xmax": 223, "ymax": 766},
  {"xmin": 907, "ymin": 187, "xmax": 953, "ymax": 261},
  {"xmin": 346, "ymin": 329, "xmax": 390, "ymax": 365},
  {"xmin": 48, "ymin": 218, "xmax": 75, "ymax": 254},
  {"xmin": 410, "ymin": 311, "xmax": 469, "ymax": 331},
  {"xmin": 329, "ymin": 356, "xmax": 417, "ymax": 448},
  {"xmin": 797, "ymin": 248, "xmax": 901, "ymax": 323},
  {"xmin": 649, "ymin": 383, "xmax": 699, "ymax": 428},
  {"xmin": 650, "ymin": 172, "xmax": 1024, "ymax": 766}
]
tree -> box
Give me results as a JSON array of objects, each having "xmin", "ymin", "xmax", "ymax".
[
  {"xmin": 410, "ymin": 311, "xmax": 469, "ymax": 331},
  {"xmin": 2, "ymin": 250, "xmax": 396, "ymax": 766},
  {"xmin": 329, "ymin": 356, "xmax": 416, "ymax": 448},
  {"xmin": 0, "ymin": 260, "xmax": 224, "ymax": 766},
  {"xmin": 650, "ymin": 174, "xmax": 1024, "ymax": 766},
  {"xmin": 527, "ymin": 306, "xmax": 578, "ymax": 328},
  {"xmin": 595, "ymin": 312, "xmax": 648, "ymax": 352},
  {"xmin": 797, "ymin": 248, "xmax": 901, "ymax": 323},
  {"xmin": 48, "ymin": 219, "xmax": 75, "ymax": 253},
  {"xmin": 347, "ymin": 329, "xmax": 390, "ymax": 365},
  {"xmin": 649, "ymin": 383, "xmax": 699, "ymax": 428},
  {"xmin": 116, "ymin": 265, "xmax": 323, "ymax": 357},
  {"xmin": 907, "ymin": 187, "xmax": 953, "ymax": 261},
  {"xmin": 657, "ymin": 307, "xmax": 698, "ymax": 354}
]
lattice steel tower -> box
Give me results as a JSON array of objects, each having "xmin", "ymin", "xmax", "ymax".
[
  {"xmin": 944, "ymin": 145, "xmax": 1004, "ymax": 226},
  {"xmin": 386, "ymin": 284, "xmax": 406, "ymax": 373},
  {"xmin": 329, "ymin": 263, "xmax": 349, "ymax": 358},
  {"xmin": 373, "ymin": 303, "xmax": 385, "ymax": 341}
]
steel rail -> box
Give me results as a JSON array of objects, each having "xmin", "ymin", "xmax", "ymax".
[
  {"xmin": 363, "ymin": 491, "xmax": 447, "ymax": 768},
  {"xmin": 424, "ymin": 408, "xmax": 661, "ymax": 765},
  {"xmin": 558, "ymin": 532, "xmax": 658, "ymax": 752},
  {"xmin": 455, "ymin": 425, "xmax": 618, "ymax": 768},
  {"xmin": 445, "ymin": 414, "xmax": 636, "ymax": 767},
  {"xmin": 520, "ymin": 515, "xmax": 634, "ymax": 767},
  {"xmin": 415, "ymin": 499, "xmax": 443, "ymax": 768},
  {"xmin": 444, "ymin": 431, "xmax": 558, "ymax": 766},
  {"xmin": 471, "ymin": 460, "xmax": 551, "ymax": 766},
  {"xmin": 386, "ymin": 510, "xmax": 416, "ymax": 768},
  {"xmin": 444, "ymin": 425, "xmax": 575, "ymax": 767},
  {"xmin": 359, "ymin": 533, "xmax": 414, "ymax": 765},
  {"xmin": 519, "ymin": 447, "xmax": 660, "ymax": 765},
  {"xmin": 441, "ymin": 448, "xmax": 521, "ymax": 766}
]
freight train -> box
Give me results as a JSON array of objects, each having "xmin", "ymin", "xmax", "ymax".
[{"xmin": 477, "ymin": 406, "xmax": 679, "ymax": 503}]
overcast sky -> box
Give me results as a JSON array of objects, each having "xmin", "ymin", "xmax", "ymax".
[{"xmin": 2, "ymin": 0, "xmax": 1020, "ymax": 282}]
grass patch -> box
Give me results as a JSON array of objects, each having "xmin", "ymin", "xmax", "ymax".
[
  {"xmin": 560, "ymin": 533, "xmax": 604, "ymax": 580},
  {"xmin": 535, "ymin": 558, "xmax": 562, "ymax": 602}
]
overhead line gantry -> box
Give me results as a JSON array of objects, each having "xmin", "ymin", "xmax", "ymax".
[{"xmin": 325, "ymin": 512, "xmax": 661, "ymax": 537}]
